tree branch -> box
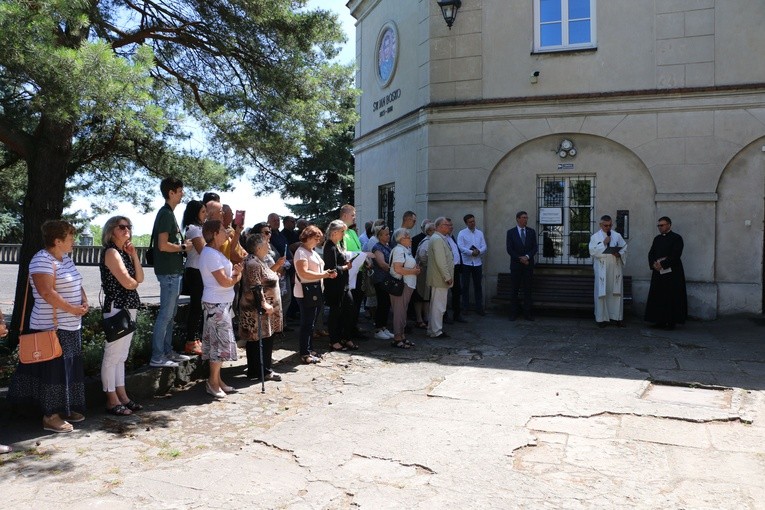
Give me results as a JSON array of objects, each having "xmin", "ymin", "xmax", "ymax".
[
  {"xmin": 153, "ymin": 58, "xmax": 207, "ymax": 113},
  {"xmin": 0, "ymin": 120, "xmax": 33, "ymax": 160}
]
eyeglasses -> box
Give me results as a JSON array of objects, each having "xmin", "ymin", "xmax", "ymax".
[{"xmin": 117, "ymin": 224, "xmax": 132, "ymax": 231}]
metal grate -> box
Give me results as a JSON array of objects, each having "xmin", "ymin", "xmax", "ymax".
[
  {"xmin": 378, "ymin": 183, "xmax": 395, "ymax": 228},
  {"xmin": 537, "ymin": 175, "xmax": 596, "ymax": 265}
]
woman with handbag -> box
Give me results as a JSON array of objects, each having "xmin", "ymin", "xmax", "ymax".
[
  {"xmin": 293, "ymin": 225, "xmax": 337, "ymax": 364},
  {"xmin": 322, "ymin": 220, "xmax": 358, "ymax": 351},
  {"xmin": 239, "ymin": 234, "xmax": 283, "ymax": 382},
  {"xmin": 371, "ymin": 225, "xmax": 394, "ymax": 340},
  {"xmin": 9, "ymin": 220, "xmax": 89, "ymax": 433},
  {"xmin": 199, "ymin": 220, "xmax": 243, "ymax": 398},
  {"xmin": 181, "ymin": 200, "xmax": 206, "ymax": 356},
  {"xmin": 99, "ymin": 216, "xmax": 144, "ymax": 416},
  {"xmin": 389, "ymin": 228, "xmax": 421, "ymax": 348}
]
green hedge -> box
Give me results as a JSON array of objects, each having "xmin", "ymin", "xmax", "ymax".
[{"xmin": 0, "ymin": 305, "xmax": 187, "ymax": 387}]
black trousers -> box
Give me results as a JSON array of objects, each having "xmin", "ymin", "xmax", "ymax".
[
  {"xmin": 509, "ymin": 264, "xmax": 534, "ymax": 317},
  {"xmin": 373, "ymin": 282, "xmax": 392, "ymax": 329},
  {"xmin": 450, "ymin": 264, "xmax": 463, "ymax": 319},
  {"xmin": 184, "ymin": 267, "xmax": 203, "ymax": 343},
  {"xmin": 327, "ymin": 289, "xmax": 354, "ymax": 342},
  {"xmin": 297, "ymin": 297, "xmax": 321, "ymax": 356},
  {"xmin": 245, "ymin": 335, "xmax": 273, "ymax": 378}
]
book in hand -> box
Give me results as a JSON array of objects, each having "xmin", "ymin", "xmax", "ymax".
[
  {"xmin": 603, "ymin": 245, "xmax": 621, "ymax": 255},
  {"xmin": 656, "ymin": 257, "xmax": 672, "ymax": 274}
]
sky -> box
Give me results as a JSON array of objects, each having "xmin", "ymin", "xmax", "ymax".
[{"xmin": 69, "ymin": 1, "xmax": 356, "ymax": 236}]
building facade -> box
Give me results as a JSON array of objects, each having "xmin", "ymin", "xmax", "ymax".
[{"xmin": 348, "ymin": 0, "xmax": 765, "ymax": 318}]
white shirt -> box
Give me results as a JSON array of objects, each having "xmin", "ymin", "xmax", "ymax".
[
  {"xmin": 293, "ymin": 246, "xmax": 324, "ymax": 298},
  {"xmin": 390, "ymin": 245, "xmax": 417, "ymax": 289},
  {"xmin": 446, "ymin": 236, "xmax": 461, "ymax": 264},
  {"xmin": 457, "ymin": 227, "xmax": 487, "ymax": 266},
  {"xmin": 29, "ymin": 250, "xmax": 83, "ymax": 331},
  {"xmin": 199, "ymin": 246, "xmax": 234, "ymax": 304},
  {"xmin": 185, "ymin": 224, "xmax": 203, "ymax": 269}
]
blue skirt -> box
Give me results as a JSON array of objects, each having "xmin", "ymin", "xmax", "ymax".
[{"xmin": 8, "ymin": 329, "xmax": 86, "ymax": 417}]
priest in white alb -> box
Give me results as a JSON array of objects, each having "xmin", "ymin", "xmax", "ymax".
[{"xmin": 589, "ymin": 215, "xmax": 628, "ymax": 327}]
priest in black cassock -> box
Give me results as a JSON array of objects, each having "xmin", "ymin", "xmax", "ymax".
[{"xmin": 644, "ymin": 216, "xmax": 687, "ymax": 329}]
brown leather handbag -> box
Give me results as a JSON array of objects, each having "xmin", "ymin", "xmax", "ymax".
[{"xmin": 18, "ymin": 264, "xmax": 63, "ymax": 364}]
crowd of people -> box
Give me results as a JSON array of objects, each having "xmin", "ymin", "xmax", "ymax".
[
  {"xmin": 3, "ymin": 177, "xmax": 488, "ymax": 436},
  {"xmin": 2, "ymin": 175, "xmax": 687, "ymax": 442}
]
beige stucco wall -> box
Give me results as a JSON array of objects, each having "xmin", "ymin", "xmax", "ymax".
[
  {"xmin": 715, "ymin": 138, "xmax": 765, "ymax": 314},
  {"xmin": 350, "ymin": 0, "xmax": 765, "ymax": 317},
  {"xmin": 353, "ymin": 118, "xmax": 422, "ymax": 228},
  {"xmin": 482, "ymin": 134, "xmax": 656, "ymax": 285},
  {"xmin": 350, "ymin": 0, "xmax": 424, "ymax": 136}
]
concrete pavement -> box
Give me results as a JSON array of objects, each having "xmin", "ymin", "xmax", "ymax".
[{"xmin": 1, "ymin": 311, "xmax": 764, "ymax": 509}]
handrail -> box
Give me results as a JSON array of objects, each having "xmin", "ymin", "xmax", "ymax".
[{"xmin": 0, "ymin": 244, "xmax": 153, "ymax": 266}]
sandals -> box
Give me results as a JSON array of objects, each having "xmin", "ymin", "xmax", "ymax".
[
  {"xmin": 329, "ymin": 342, "xmax": 347, "ymax": 351},
  {"xmin": 343, "ymin": 340, "xmax": 359, "ymax": 350},
  {"xmin": 106, "ymin": 404, "xmax": 132, "ymax": 416},
  {"xmin": 415, "ymin": 322, "xmax": 428, "ymax": 329},
  {"xmin": 391, "ymin": 340, "xmax": 411, "ymax": 349},
  {"xmin": 123, "ymin": 400, "xmax": 142, "ymax": 412},
  {"xmin": 43, "ymin": 415, "xmax": 74, "ymax": 433},
  {"xmin": 301, "ymin": 354, "xmax": 321, "ymax": 364},
  {"xmin": 404, "ymin": 340, "xmax": 415, "ymax": 347}
]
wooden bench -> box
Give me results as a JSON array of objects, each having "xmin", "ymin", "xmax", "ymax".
[{"xmin": 495, "ymin": 266, "xmax": 632, "ymax": 311}]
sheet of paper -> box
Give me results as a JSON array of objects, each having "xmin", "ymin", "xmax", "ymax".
[{"xmin": 347, "ymin": 251, "xmax": 368, "ymax": 288}]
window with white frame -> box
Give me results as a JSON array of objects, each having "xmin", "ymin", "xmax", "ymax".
[
  {"xmin": 537, "ymin": 175, "xmax": 596, "ymax": 265},
  {"xmin": 534, "ymin": 0, "xmax": 596, "ymax": 52}
]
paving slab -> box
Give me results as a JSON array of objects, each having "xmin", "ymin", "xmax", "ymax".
[{"xmin": 1, "ymin": 312, "xmax": 765, "ymax": 508}]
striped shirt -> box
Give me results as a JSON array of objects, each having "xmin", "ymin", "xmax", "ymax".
[{"xmin": 29, "ymin": 249, "xmax": 83, "ymax": 331}]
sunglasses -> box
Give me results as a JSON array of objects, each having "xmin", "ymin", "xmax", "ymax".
[{"xmin": 117, "ymin": 224, "xmax": 132, "ymax": 231}]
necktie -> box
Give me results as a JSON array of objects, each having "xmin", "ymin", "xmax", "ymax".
[{"xmin": 520, "ymin": 228, "xmax": 526, "ymax": 243}]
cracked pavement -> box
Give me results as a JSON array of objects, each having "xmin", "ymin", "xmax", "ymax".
[{"xmin": 1, "ymin": 313, "xmax": 764, "ymax": 509}]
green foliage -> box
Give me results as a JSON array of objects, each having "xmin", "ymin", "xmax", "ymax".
[
  {"xmin": 131, "ymin": 234, "xmax": 151, "ymax": 247},
  {"xmin": 0, "ymin": 0, "xmax": 355, "ymax": 208},
  {"xmin": 0, "ymin": 162, "xmax": 26, "ymax": 242},
  {"xmin": 282, "ymin": 93, "xmax": 357, "ymax": 228},
  {"xmin": 0, "ymin": 306, "xmax": 160, "ymax": 387},
  {"xmin": 0, "ymin": 0, "xmax": 357, "ymax": 331}
]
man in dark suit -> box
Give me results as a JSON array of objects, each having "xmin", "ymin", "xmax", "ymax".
[{"xmin": 506, "ymin": 211, "xmax": 538, "ymax": 320}]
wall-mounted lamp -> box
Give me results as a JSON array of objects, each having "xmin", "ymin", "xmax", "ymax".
[
  {"xmin": 437, "ymin": 0, "xmax": 462, "ymax": 29},
  {"xmin": 557, "ymin": 139, "xmax": 577, "ymax": 158},
  {"xmin": 530, "ymin": 71, "xmax": 540, "ymax": 84}
]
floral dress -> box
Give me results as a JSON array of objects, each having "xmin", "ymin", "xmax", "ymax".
[{"xmin": 239, "ymin": 254, "xmax": 283, "ymax": 340}]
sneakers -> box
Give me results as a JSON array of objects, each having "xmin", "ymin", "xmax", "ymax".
[
  {"xmin": 167, "ymin": 351, "xmax": 191, "ymax": 362},
  {"xmin": 184, "ymin": 340, "xmax": 203, "ymax": 356},
  {"xmin": 374, "ymin": 328, "xmax": 394, "ymax": 340},
  {"xmin": 43, "ymin": 414, "xmax": 74, "ymax": 433},
  {"xmin": 150, "ymin": 357, "xmax": 179, "ymax": 368}
]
